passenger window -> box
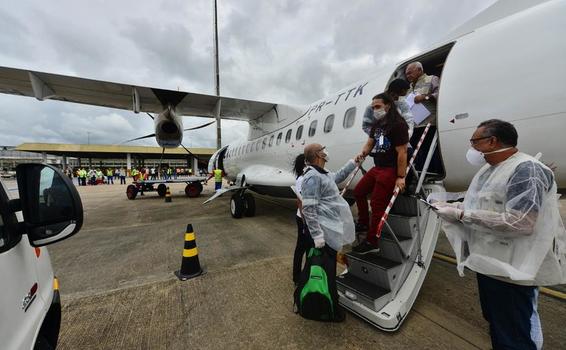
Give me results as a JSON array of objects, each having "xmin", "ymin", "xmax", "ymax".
[
  {"xmin": 296, "ymin": 125, "xmax": 304, "ymax": 140},
  {"xmin": 276, "ymin": 132, "xmax": 282, "ymax": 145},
  {"xmin": 324, "ymin": 114, "xmax": 334, "ymax": 133},
  {"xmin": 343, "ymin": 107, "xmax": 356, "ymax": 129},
  {"xmin": 285, "ymin": 129, "xmax": 292, "ymax": 143},
  {"xmin": 262, "ymin": 138, "xmax": 267, "ymax": 150},
  {"xmin": 269, "ymin": 135, "xmax": 274, "ymax": 147},
  {"xmin": 308, "ymin": 120, "xmax": 317, "ymax": 137},
  {"xmin": 256, "ymin": 140, "xmax": 260, "ymax": 152}
]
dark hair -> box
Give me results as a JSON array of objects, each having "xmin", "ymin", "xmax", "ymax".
[
  {"xmin": 387, "ymin": 79, "xmax": 410, "ymax": 95},
  {"xmin": 372, "ymin": 92, "xmax": 405, "ymax": 132},
  {"xmin": 477, "ymin": 119, "xmax": 518, "ymax": 147},
  {"xmin": 293, "ymin": 154, "xmax": 306, "ymax": 178}
]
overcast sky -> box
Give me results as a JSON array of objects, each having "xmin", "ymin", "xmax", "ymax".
[{"xmin": 0, "ymin": 0, "xmax": 496, "ymax": 148}]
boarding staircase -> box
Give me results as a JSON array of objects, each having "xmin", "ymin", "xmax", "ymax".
[{"xmin": 337, "ymin": 124, "xmax": 443, "ymax": 330}]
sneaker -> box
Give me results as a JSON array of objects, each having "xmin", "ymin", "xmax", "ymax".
[
  {"xmin": 351, "ymin": 241, "xmax": 380, "ymax": 255},
  {"xmin": 355, "ymin": 222, "xmax": 369, "ymax": 233}
]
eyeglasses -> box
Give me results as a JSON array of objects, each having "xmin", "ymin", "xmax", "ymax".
[{"xmin": 469, "ymin": 136, "xmax": 492, "ymax": 146}]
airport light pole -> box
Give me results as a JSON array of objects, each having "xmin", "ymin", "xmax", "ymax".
[{"xmin": 213, "ymin": 0, "xmax": 222, "ymax": 150}]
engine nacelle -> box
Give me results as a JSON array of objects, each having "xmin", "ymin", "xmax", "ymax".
[{"xmin": 155, "ymin": 107, "xmax": 183, "ymax": 148}]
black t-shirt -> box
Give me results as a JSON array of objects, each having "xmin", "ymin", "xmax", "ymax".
[{"xmin": 369, "ymin": 118, "xmax": 409, "ymax": 167}]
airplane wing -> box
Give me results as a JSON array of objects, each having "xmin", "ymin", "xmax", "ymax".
[{"xmin": 0, "ymin": 66, "xmax": 276, "ymax": 121}]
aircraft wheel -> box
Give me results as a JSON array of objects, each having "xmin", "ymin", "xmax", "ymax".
[
  {"xmin": 185, "ymin": 183, "xmax": 201, "ymax": 198},
  {"xmin": 243, "ymin": 193, "xmax": 255, "ymax": 217},
  {"xmin": 157, "ymin": 184, "xmax": 167, "ymax": 197},
  {"xmin": 230, "ymin": 193, "xmax": 244, "ymax": 218},
  {"xmin": 126, "ymin": 185, "xmax": 138, "ymax": 200}
]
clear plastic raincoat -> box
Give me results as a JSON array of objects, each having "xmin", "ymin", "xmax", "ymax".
[
  {"xmin": 441, "ymin": 152, "xmax": 566, "ymax": 285},
  {"xmin": 301, "ymin": 160, "xmax": 356, "ymax": 252}
]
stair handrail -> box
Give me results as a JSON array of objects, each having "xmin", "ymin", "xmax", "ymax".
[{"xmin": 376, "ymin": 123, "xmax": 432, "ymax": 238}]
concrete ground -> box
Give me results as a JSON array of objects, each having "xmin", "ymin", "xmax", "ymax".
[{"xmin": 47, "ymin": 182, "xmax": 566, "ymax": 349}]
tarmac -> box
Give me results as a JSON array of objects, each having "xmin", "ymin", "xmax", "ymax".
[{"xmin": 47, "ymin": 181, "xmax": 566, "ymax": 349}]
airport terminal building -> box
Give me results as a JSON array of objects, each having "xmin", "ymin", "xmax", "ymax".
[{"xmin": 0, "ymin": 143, "xmax": 215, "ymax": 173}]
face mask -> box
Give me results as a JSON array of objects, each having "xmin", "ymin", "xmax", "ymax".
[
  {"xmin": 466, "ymin": 148, "xmax": 486, "ymax": 166},
  {"xmin": 373, "ymin": 109, "xmax": 386, "ymax": 120},
  {"xmin": 466, "ymin": 147, "xmax": 513, "ymax": 166},
  {"xmin": 321, "ymin": 149, "xmax": 330, "ymax": 162}
]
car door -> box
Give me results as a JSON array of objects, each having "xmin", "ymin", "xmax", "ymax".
[{"xmin": 0, "ymin": 181, "xmax": 46, "ymax": 350}]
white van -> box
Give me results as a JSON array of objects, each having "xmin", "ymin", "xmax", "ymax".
[{"xmin": 0, "ymin": 163, "xmax": 83, "ymax": 350}]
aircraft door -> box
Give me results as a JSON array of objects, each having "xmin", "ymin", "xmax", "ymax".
[
  {"xmin": 437, "ymin": 0, "xmax": 566, "ymax": 189},
  {"xmin": 208, "ymin": 146, "xmax": 228, "ymax": 173}
]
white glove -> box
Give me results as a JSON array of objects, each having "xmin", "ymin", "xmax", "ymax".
[
  {"xmin": 314, "ymin": 237, "xmax": 325, "ymax": 248},
  {"xmin": 433, "ymin": 201, "xmax": 464, "ymax": 210},
  {"xmin": 435, "ymin": 206, "xmax": 463, "ymax": 223}
]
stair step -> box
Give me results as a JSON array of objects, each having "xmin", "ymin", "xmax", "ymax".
[
  {"xmin": 337, "ymin": 273, "xmax": 390, "ymax": 311},
  {"xmin": 346, "ymin": 252, "xmax": 402, "ymax": 290},
  {"xmin": 347, "ymin": 252, "xmax": 401, "ymax": 270}
]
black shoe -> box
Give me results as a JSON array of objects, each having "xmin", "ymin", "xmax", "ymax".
[
  {"xmin": 351, "ymin": 241, "xmax": 380, "ymax": 255},
  {"xmin": 355, "ymin": 222, "xmax": 369, "ymax": 233}
]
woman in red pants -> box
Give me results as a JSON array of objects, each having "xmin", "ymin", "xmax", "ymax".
[{"xmin": 352, "ymin": 92, "xmax": 409, "ymax": 254}]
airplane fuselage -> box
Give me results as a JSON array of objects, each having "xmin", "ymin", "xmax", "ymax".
[{"xmin": 215, "ymin": 0, "xmax": 566, "ymax": 194}]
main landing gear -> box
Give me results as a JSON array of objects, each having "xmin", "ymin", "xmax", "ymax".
[{"xmin": 230, "ymin": 190, "xmax": 255, "ymax": 218}]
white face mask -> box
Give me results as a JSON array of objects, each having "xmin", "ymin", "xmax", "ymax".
[
  {"xmin": 466, "ymin": 147, "xmax": 513, "ymax": 166},
  {"xmin": 373, "ymin": 109, "xmax": 386, "ymax": 120},
  {"xmin": 321, "ymin": 149, "xmax": 330, "ymax": 162}
]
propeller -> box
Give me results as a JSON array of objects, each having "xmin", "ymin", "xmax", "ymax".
[
  {"xmin": 183, "ymin": 120, "xmax": 215, "ymax": 131},
  {"xmin": 123, "ymin": 133, "xmax": 156, "ymax": 143}
]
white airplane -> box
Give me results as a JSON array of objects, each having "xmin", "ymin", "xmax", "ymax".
[{"xmin": 0, "ymin": 0, "xmax": 564, "ymax": 331}]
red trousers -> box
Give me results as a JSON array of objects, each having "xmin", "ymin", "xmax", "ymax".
[{"xmin": 354, "ymin": 166, "xmax": 397, "ymax": 245}]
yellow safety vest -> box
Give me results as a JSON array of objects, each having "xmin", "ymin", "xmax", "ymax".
[{"xmin": 213, "ymin": 169, "xmax": 222, "ymax": 182}]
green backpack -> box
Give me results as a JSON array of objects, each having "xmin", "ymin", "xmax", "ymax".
[{"xmin": 294, "ymin": 248, "xmax": 334, "ymax": 321}]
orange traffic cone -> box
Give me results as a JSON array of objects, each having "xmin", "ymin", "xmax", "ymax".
[
  {"xmin": 175, "ymin": 224, "xmax": 205, "ymax": 280},
  {"xmin": 165, "ymin": 186, "xmax": 172, "ymax": 202}
]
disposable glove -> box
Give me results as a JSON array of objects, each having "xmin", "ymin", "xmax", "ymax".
[
  {"xmin": 314, "ymin": 237, "xmax": 325, "ymax": 248},
  {"xmin": 435, "ymin": 206, "xmax": 463, "ymax": 223}
]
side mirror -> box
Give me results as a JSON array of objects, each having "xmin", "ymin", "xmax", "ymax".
[{"xmin": 16, "ymin": 163, "xmax": 83, "ymax": 247}]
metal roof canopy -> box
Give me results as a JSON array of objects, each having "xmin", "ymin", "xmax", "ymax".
[{"xmin": 15, "ymin": 143, "xmax": 215, "ymax": 160}]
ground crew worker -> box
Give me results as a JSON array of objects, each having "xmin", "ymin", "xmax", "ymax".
[
  {"xmin": 131, "ymin": 168, "xmax": 139, "ymax": 181},
  {"xmin": 213, "ymin": 168, "xmax": 223, "ymax": 191},
  {"xmin": 88, "ymin": 168, "xmax": 96, "ymax": 185},
  {"xmin": 106, "ymin": 168, "xmax": 114, "ymax": 184},
  {"xmin": 96, "ymin": 169, "xmax": 103, "ymax": 184},
  {"xmin": 120, "ymin": 168, "xmax": 127, "ymax": 184},
  {"xmin": 434, "ymin": 119, "xmax": 566, "ymax": 350}
]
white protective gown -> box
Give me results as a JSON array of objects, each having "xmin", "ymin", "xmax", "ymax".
[
  {"xmin": 301, "ymin": 161, "xmax": 356, "ymax": 252},
  {"xmin": 442, "ymin": 152, "xmax": 566, "ymax": 285}
]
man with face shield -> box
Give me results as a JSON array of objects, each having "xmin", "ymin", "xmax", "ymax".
[
  {"xmin": 434, "ymin": 119, "xmax": 566, "ymax": 350},
  {"xmin": 300, "ymin": 143, "xmax": 362, "ymax": 321}
]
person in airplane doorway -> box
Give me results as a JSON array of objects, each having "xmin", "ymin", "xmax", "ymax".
[
  {"xmin": 291, "ymin": 154, "xmax": 313, "ymax": 285},
  {"xmin": 362, "ymin": 78, "xmax": 415, "ymax": 139},
  {"xmin": 352, "ymin": 93, "xmax": 409, "ymax": 254},
  {"xmin": 434, "ymin": 119, "xmax": 566, "ymax": 350},
  {"xmin": 301, "ymin": 143, "xmax": 362, "ymax": 322},
  {"xmin": 405, "ymin": 61, "xmax": 439, "ymax": 123}
]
